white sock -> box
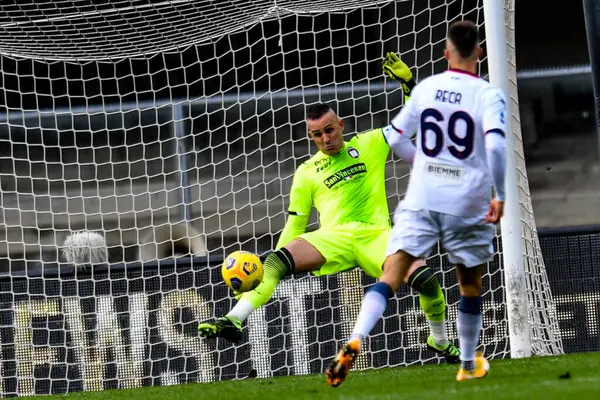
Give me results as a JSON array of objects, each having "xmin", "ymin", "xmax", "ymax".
[
  {"xmin": 351, "ymin": 290, "xmax": 389, "ymax": 339},
  {"xmin": 429, "ymin": 320, "xmax": 449, "ymax": 347},
  {"xmin": 227, "ymin": 299, "xmax": 255, "ymax": 322},
  {"xmin": 457, "ymin": 310, "xmax": 482, "ymax": 363}
]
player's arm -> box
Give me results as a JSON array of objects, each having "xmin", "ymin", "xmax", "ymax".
[
  {"xmin": 483, "ymin": 89, "xmax": 507, "ymax": 201},
  {"xmin": 382, "ymin": 94, "xmax": 419, "ymax": 163},
  {"xmin": 381, "ymin": 52, "xmax": 419, "ymax": 163},
  {"xmin": 382, "ymin": 52, "xmax": 417, "ymax": 102},
  {"xmin": 483, "ymin": 89, "xmax": 508, "ymax": 222},
  {"xmin": 275, "ymin": 165, "xmax": 313, "ymax": 249}
]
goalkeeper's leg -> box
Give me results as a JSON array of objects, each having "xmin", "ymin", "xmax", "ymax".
[
  {"xmin": 198, "ymin": 239, "xmax": 325, "ymax": 343},
  {"xmin": 405, "ymin": 261, "xmax": 460, "ymax": 364}
]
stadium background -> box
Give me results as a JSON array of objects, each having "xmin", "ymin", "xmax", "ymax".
[
  {"xmin": 0, "ymin": 0, "xmax": 595, "ymax": 269},
  {"xmin": 0, "ymin": 0, "xmax": 599, "ymax": 396}
]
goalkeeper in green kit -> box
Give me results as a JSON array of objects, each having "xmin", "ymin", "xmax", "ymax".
[{"xmin": 198, "ymin": 53, "xmax": 460, "ymax": 363}]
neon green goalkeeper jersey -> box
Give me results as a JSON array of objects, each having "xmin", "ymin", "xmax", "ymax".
[{"xmin": 288, "ymin": 128, "xmax": 391, "ymax": 228}]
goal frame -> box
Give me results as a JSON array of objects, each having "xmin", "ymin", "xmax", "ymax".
[{"xmin": 483, "ymin": 0, "xmax": 531, "ymax": 358}]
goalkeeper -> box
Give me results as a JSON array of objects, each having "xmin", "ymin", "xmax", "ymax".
[{"xmin": 199, "ymin": 53, "xmax": 459, "ymax": 363}]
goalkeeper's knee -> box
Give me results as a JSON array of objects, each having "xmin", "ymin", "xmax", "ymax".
[
  {"xmin": 238, "ymin": 248, "xmax": 295, "ymax": 308},
  {"xmin": 264, "ymin": 247, "xmax": 296, "ymax": 280},
  {"xmin": 407, "ymin": 264, "xmax": 446, "ymax": 322}
]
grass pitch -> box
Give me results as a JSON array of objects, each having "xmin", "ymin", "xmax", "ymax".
[{"xmin": 47, "ymin": 352, "xmax": 600, "ymax": 400}]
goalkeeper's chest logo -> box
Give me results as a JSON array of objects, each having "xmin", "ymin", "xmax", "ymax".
[
  {"xmin": 323, "ymin": 163, "xmax": 367, "ymax": 188},
  {"xmin": 348, "ymin": 147, "xmax": 359, "ymax": 158}
]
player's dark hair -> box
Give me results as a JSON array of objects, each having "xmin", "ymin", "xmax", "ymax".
[
  {"xmin": 448, "ymin": 20, "xmax": 479, "ymax": 59},
  {"xmin": 306, "ymin": 103, "xmax": 333, "ymax": 120}
]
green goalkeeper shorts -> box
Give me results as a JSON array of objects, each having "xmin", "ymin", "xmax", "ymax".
[{"xmin": 298, "ymin": 221, "xmax": 390, "ymax": 279}]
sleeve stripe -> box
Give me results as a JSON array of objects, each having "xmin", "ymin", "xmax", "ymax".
[
  {"xmin": 381, "ymin": 129, "xmax": 389, "ymax": 144},
  {"xmin": 486, "ymin": 128, "xmax": 505, "ymax": 137},
  {"xmin": 391, "ymin": 124, "xmax": 404, "ymax": 134},
  {"xmin": 288, "ymin": 211, "xmax": 298, "ymax": 215}
]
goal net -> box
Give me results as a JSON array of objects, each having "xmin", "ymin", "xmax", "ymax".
[{"xmin": 0, "ymin": 0, "xmax": 563, "ymax": 396}]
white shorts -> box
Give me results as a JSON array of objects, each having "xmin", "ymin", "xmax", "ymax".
[{"xmin": 387, "ymin": 208, "xmax": 495, "ymax": 268}]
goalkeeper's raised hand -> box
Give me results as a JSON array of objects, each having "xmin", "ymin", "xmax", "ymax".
[{"xmin": 382, "ymin": 52, "xmax": 417, "ymax": 99}]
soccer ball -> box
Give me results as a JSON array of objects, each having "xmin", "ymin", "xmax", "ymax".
[
  {"xmin": 222, "ymin": 251, "xmax": 264, "ymax": 293},
  {"xmin": 62, "ymin": 230, "xmax": 108, "ymax": 269}
]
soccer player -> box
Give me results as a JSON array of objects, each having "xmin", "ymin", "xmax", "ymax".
[
  {"xmin": 198, "ymin": 59, "xmax": 460, "ymax": 364},
  {"xmin": 326, "ymin": 20, "xmax": 507, "ymax": 386}
]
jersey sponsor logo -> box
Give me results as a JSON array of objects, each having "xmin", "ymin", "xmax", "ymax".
[
  {"xmin": 425, "ymin": 162, "xmax": 464, "ymax": 181},
  {"xmin": 347, "ymin": 147, "xmax": 359, "ymax": 158},
  {"xmin": 314, "ymin": 157, "xmax": 332, "ymax": 172},
  {"xmin": 323, "ymin": 163, "xmax": 367, "ymax": 188}
]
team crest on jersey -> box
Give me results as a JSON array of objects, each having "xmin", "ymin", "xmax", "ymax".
[{"xmin": 348, "ymin": 147, "xmax": 359, "ymax": 158}]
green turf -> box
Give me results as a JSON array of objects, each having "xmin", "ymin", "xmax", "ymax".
[{"xmin": 45, "ymin": 352, "xmax": 600, "ymax": 400}]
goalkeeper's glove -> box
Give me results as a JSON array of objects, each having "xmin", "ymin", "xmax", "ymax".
[{"xmin": 382, "ymin": 52, "xmax": 417, "ymax": 100}]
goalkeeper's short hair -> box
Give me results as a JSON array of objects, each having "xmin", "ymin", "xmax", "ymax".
[{"xmin": 306, "ymin": 102, "xmax": 335, "ymax": 120}]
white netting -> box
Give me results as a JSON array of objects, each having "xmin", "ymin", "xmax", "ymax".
[
  {"xmin": 503, "ymin": 0, "xmax": 563, "ymax": 356},
  {"xmin": 0, "ymin": 0, "xmax": 562, "ymax": 396},
  {"xmin": 0, "ymin": 0, "xmax": 393, "ymax": 60}
]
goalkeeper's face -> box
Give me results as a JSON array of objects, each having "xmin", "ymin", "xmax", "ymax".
[{"xmin": 307, "ymin": 110, "xmax": 345, "ymax": 156}]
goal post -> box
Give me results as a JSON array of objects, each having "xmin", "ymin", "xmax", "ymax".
[
  {"xmin": 485, "ymin": 0, "xmax": 564, "ymax": 358},
  {"xmin": 483, "ymin": 0, "xmax": 530, "ymax": 359},
  {"xmin": 0, "ymin": 0, "xmax": 564, "ymax": 396}
]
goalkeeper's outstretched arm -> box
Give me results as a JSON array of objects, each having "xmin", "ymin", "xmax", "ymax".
[{"xmin": 382, "ymin": 52, "xmax": 418, "ymax": 163}]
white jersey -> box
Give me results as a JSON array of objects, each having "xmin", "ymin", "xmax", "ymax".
[{"xmin": 388, "ymin": 69, "xmax": 507, "ymax": 218}]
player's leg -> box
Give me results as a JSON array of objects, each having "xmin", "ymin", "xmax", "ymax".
[
  {"xmin": 455, "ymin": 263, "xmax": 489, "ymax": 380},
  {"xmin": 199, "ymin": 229, "xmax": 353, "ymax": 342},
  {"xmin": 406, "ymin": 260, "xmax": 459, "ymax": 362},
  {"xmin": 326, "ymin": 210, "xmax": 439, "ymax": 387},
  {"xmin": 198, "ymin": 238, "xmax": 325, "ymax": 342},
  {"xmin": 350, "ymin": 249, "xmax": 417, "ymax": 336},
  {"xmin": 441, "ymin": 214, "xmax": 494, "ymax": 380},
  {"xmin": 355, "ymin": 228, "xmax": 459, "ymax": 363},
  {"xmin": 326, "ymin": 249, "xmax": 417, "ymax": 388}
]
